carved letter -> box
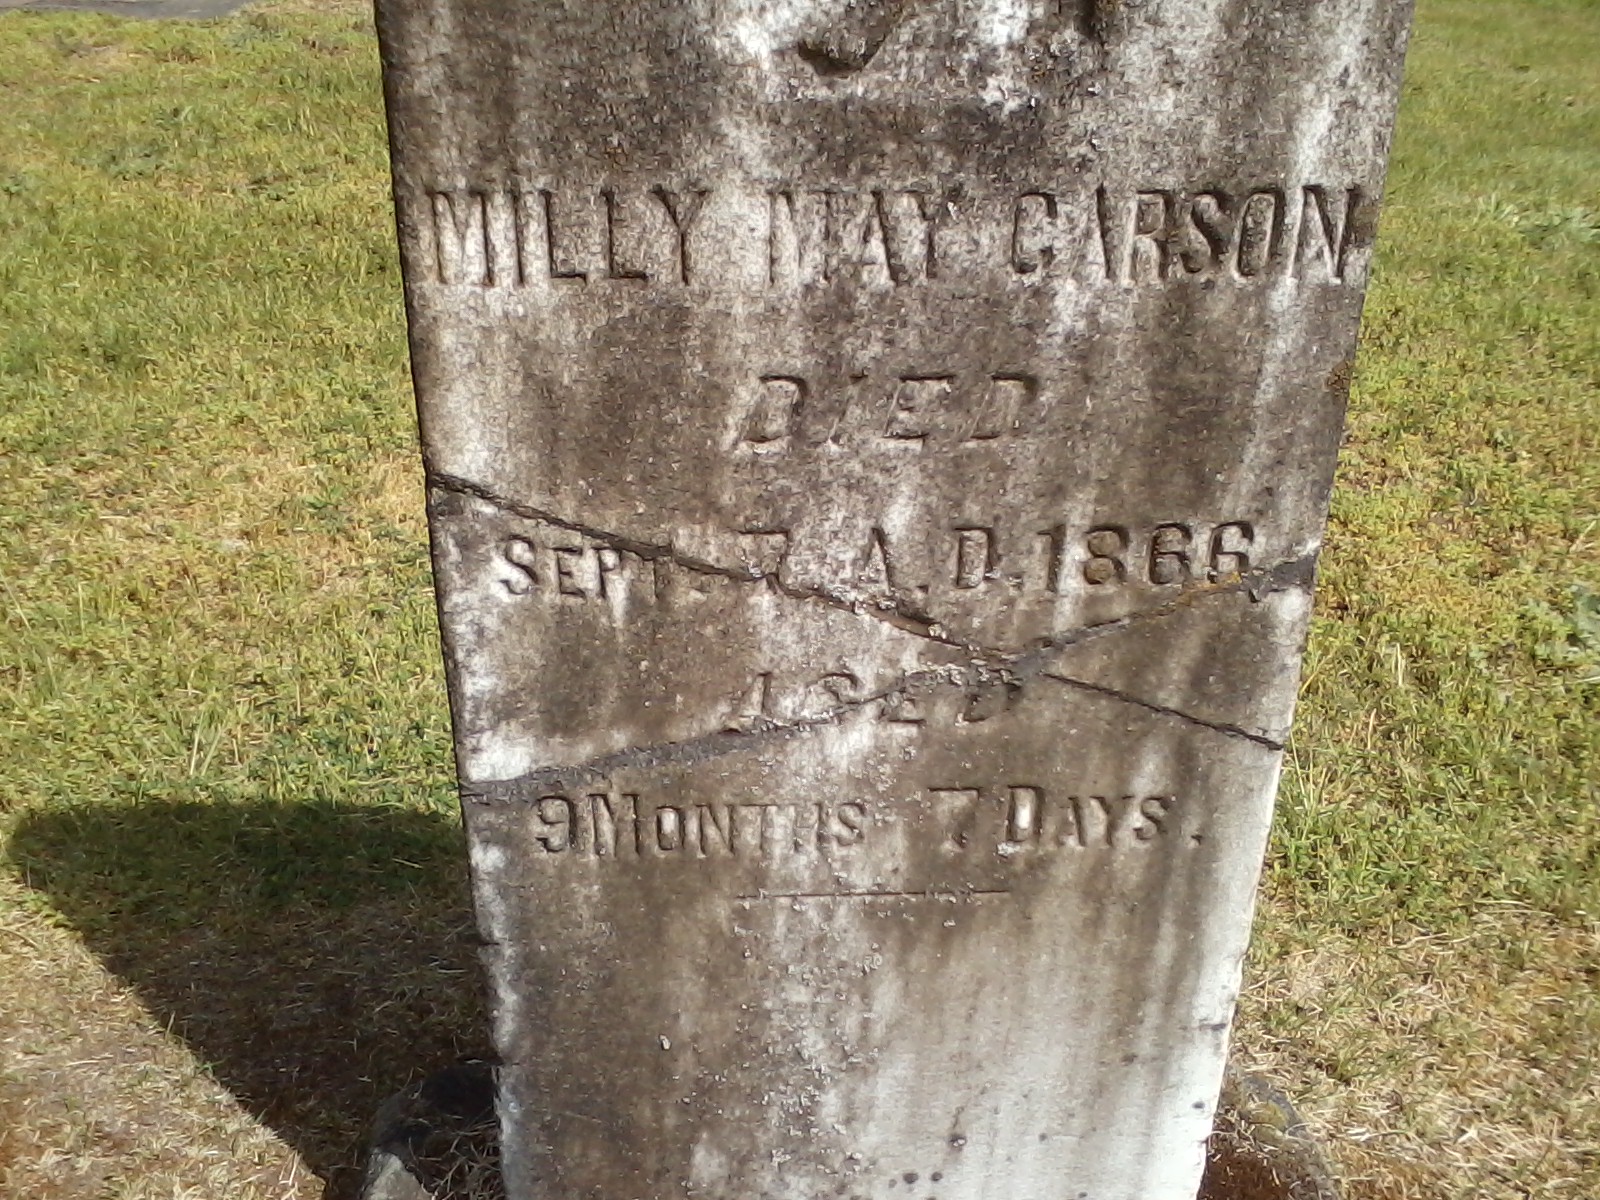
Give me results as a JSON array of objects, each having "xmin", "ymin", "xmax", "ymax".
[
  {"xmin": 1127, "ymin": 190, "xmax": 1177, "ymax": 282},
  {"xmin": 857, "ymin": 527, "xmax": 896, "ymax": 593},
  {"xmin": 724, "ymin": 672, "xmax": 775, "ymax": 731},
  {"xmin": 1004, "ymin": 786, "xmax": 1044, "ymax": 846},
  {"xmin": 595, "ymin": 547, "xmax": 624, "ymax": 598},
  {"xmin": 541, "ymin": 189, "xmax": 588, "ymax": 281},
  {"xmin": 601, "ymin": 187, "xmax": 649, "ymax": 281},
  {"xmin": 1083, "ymin": 526, "xmax": 1129, "ymax": 585},
  {"xmin": 1208, "ymin": 521, "xmax": 1254, "ymax": 581},
  {"xmin": 431, "ymin": 191, "xmax": 491, "ymax": 286},
  {"xmin": 655, "ymin": 805, "xmax": 685, "ymax": 852},
  {"xmin": 954, "ymin": 527, "xmax": 998, "ymax": 589},
  {"xmin": 1235, "ymin": 189, "xmax": 1286, "ymax": 278},
  {"xmin": 1182, "ymin": 191, "xmax": 1233, "ymax": 275},
  {"xmin": 741, "ymin": 376, "xmax": 806, "ymax": 446},
  {"xmin": 534, "ymin": 795, "xmax": 575, "ymax": 852},
  {"xmin": 884, "ymin": 376, "xmax": 954, "ymax": 441},
  {"xmin": 827, "ymin": 191, "xmax": 892, "ymax": 286},
  {"xmin": 502, "ymin": 536, "xmax": 541, "ymax": 595},
  {"xmin": 589, "ymin": 793, "xmax": 618, "ymax": 856},
  {"xmin": 698, "ymin": 804, "xmax": 736, "ymax": 855},
  {"xmin": 1295, "ymin": 185, "xmax": 1365, "ymax": 281},
  {"xmin": 1147, "ymin": 523, "xmax": 1193, "ymax": 586},
  {"xmin": 1012, "ymin": 192, "xmax": 1058, "ymax": 275},
  {"xmin": 654, "ymin": 186, "xmax": 711, "ymax": 284},
  {"xmin": 968, "ymin": 374, "xmax": 1034, "ymax": 440},
  {"xmin": 553, "ymin": 546, "xmax": 588, "ymax": 596},
  {"xmin": 767, "ymin": 189, "xmax": 826, "ymax": 287},
  {"xmin": 834, "ymin": 801, "xmax": 866, "ymax": 846}
]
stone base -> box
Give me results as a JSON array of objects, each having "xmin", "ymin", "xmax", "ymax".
[
  {"xmin": 359, "ymin": 1064, "xmax": 1338, "ymax": 1200},
  {"xmin": 358, "ymin": 1061, "xmax": 499, "ymax": 1200},
  {"xmin": 1200, "ymin": 1072, "xmax": 1340, "ymax": 1200}
]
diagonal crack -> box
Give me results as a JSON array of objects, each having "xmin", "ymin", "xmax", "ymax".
[
  {"xmin": 430, "ymin": 469, "xmax": 960, "ymax": 647},
  {"xmin": 432, "ymin": 472, "xmax": 1312, "ymax": 803},
  {"xmin": 1038, "ymin": 672, "xmax": 1285, "ymax": 750},
  {"xmin": 466, "ymin": 657, "xmax": 1018, "ymax": 801},
  {"xmin": 427, "ymin": 469, "xmax": 1317, "ymax": 664},
  {"xmin": 465, "ymin": 652, "xmax": 1286, "ymax": 807}
]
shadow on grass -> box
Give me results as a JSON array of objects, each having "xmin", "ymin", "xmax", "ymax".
[
  {"xmin": 8, "ymin": 799, "xmax": 1348, "ymax": 1200},
  {"xmin": 8, "ymin": 797, "xmax": 488, "ymax": 1199}
]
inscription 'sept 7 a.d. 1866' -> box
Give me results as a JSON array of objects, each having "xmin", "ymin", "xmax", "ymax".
[{"xmin": 375, "ymin": 3, "xmax": 1413, "ymax": 1198}]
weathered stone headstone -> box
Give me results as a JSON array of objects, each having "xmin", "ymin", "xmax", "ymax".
[{"xmin": 375, "ymin": 3, "xmax": 1412, "ymax": 1198}]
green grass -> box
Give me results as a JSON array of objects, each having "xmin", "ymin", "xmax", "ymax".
[
  {"xmin": 0, "ymin": 1, "xmax": 1596, "ymax": 1198},
  {"xmin": 0, "ymin": 5, "xmax": 444, "ymax": 825},
  {"xmin": 1269, "ymin": 0, "xmax": 1600, "ymax": 939}
]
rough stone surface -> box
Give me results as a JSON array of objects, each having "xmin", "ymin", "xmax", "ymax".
[
  {"xmin": 375, "ymin": 4, "xmax": 1412, "ymax": 1199},
  {"xmin": 358, "ymin": 1065, "xmax": 1340, "ymax": 1200}
]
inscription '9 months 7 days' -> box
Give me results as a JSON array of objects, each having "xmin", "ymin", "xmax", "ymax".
[{"xmin": 509, "ymin": 786, "xmax": 1184, "ymax": 865}]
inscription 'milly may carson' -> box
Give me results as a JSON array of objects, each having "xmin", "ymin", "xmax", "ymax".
[{"xmin": 411, "ymin": 180, "xmax": 1374, "ymax": 290}]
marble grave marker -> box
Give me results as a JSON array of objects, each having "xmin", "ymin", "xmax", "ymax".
[{"xmin": 375, "ymin": 2, "xmax": 1413, "ymax": 1198}]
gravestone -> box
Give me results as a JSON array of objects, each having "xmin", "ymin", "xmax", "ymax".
[{"xmin": 374, "ymin": 3, "xmax": 1412, "ymax": 1199}]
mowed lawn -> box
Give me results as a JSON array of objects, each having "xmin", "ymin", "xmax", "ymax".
[{"xmin": 0, "ymin": 1, "xmax": 1595, "ymax": 1198}]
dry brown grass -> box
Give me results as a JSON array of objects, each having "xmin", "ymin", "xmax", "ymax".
[
  {"xmin": 0, "ymin": 875, "xmax": 310, "ymax": 1199},
  {"xmin": 1233, "ymin": 904, "xmax": 1600, "ymax": 1199},
  {"xmin": 0, "ymin": 796, "xmax": 490, "ymax": 1200}
]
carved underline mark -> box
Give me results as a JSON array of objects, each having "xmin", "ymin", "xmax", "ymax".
[
  {"xmin": 736, "ymin": 888, "xmax": 1011, "ymax": 901},
  {"xmin": 426, "ymin": 470, "xmax": 1316, "ymax": 665},
  {"xmin": 1039, "ymin": 672, "xmax": 1286, "ymax": 751}
]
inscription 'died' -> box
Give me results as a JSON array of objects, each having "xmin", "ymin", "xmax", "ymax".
[{"xmin": 414, "ymin": 180, "xmax": 1373, "ymax": 290}]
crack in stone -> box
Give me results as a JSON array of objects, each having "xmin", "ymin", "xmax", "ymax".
[
  {"xmin": 1037, "ymin": 672, "xmax": 1286, "ymax": 751},
  {"xmin": 464, "ymin": 668, "xmax": 949, "ymax": 801},
  {"xmin": 430, "ymin": 470, "xmax": 962, "ymax": 648},
  {"xmin": 428, "ymin": 470, "xmax": 1317, "ymax": 663},
  {"xmin": 464, "ymin": 650, "xmax": 1286, "ymax": 806},
  {"xmin": 434, "ymin": 473, "xmax": 1311, "ymax": 801}
]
